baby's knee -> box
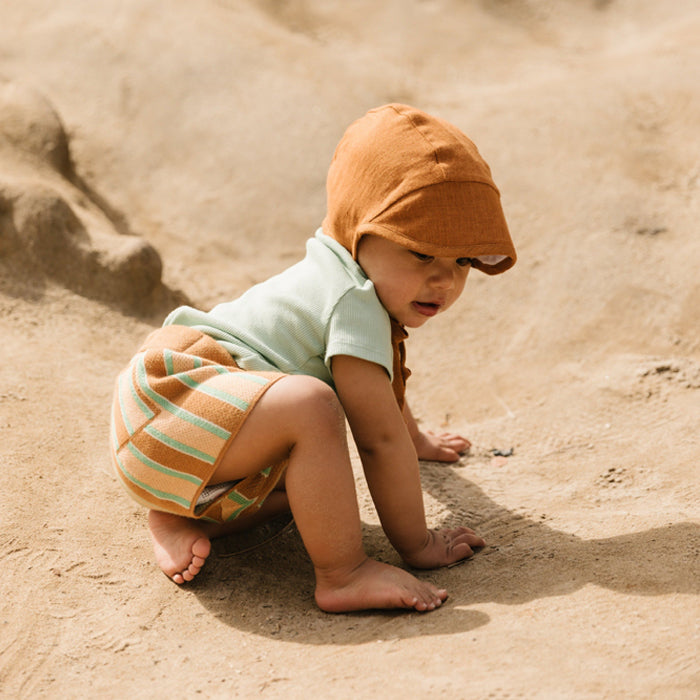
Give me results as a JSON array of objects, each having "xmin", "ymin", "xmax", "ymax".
[{"xmin": 282, "ymin": 375, "xmax": 345, "ymax": 432}]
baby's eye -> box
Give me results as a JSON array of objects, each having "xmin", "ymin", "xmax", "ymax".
[
  {"xmin": 456, "ymin": 257, "xmax": 474, "ymax": 267},
  {"xmin": 411, "ymin": 251, "xmax": 434, "ymax": 263}
]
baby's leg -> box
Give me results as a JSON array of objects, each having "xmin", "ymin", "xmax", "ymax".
[
  {"xmin": 212, "ymin": 375, "xmax": 447, "ymax": 613},
  {"xmin": 147, "ymin": 491, "xmax": 290, "ymax": 584},
  {"xmin": 148, "ymin": 510, "xmax": 211, "ymax": 584}
]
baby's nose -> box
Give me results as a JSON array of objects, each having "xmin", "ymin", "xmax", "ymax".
[{"xmin": 430, "ymin": 264, "xmax": 456, "ymax": 288}]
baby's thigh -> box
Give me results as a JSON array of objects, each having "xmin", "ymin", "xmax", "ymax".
[{"xmin": 212, "ymin": 374, "xmax": 344, "ymax": 482}]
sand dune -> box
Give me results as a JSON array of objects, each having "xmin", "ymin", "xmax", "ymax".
[{"xmin": 1, "ymin": 2, "xmax": 698, "ymax": 697}]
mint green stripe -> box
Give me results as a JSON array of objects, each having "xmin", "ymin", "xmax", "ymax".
[
  {"xmin": 224, "ymin": 490, "xmax": 255, "ymax": 521},
  {"xmin": 199, "ymin": 515, "xmax": 221, "ymax": 523},
  {"xmin": 135, "ymin": 357, "xmax": 230, "ymax": 440},
  {"xmin": 177, "ymin": 373, "xmax": 250, "ymax": 411},
  {"xmin": 164, "ymin": 349, "xmax": 176, "ymax": 376},
  {"xmin": 144, "ymin": 425, "xmax": 216, "ymax": 465},
  {"xmin": 226, "ymin": 490, "xmax": 254, "ymax": 507},
  {"xmin": 210, "ymin": 364, "xmax": 270, "ymax": 387},
  {"xmin": 209, "ymin": 365, "xmax": 270, "ymax": 387},
  {"xmin": 126, "ymin": 441, "xmax": 203, "ymax": 486},
  {"xmin": 115, "ymin": 450, "xmax": 192, "ymax": 509},
  {"xmin": 118, "ymin": 363, "xmax": 154, "ymax": 438},
  {"xmin": 241, "ymin": 373, "xmax": 271, "ymax": 386},
  {"xmin": 193, "ymin": 357, "xmax": 203, "ymax": 369},
  {"xmin": 225, "ymin": 507, "xmax": 247, "ymax": 521},
  {"xmin": 130, "ymin": 375, "xmax": 154, "ymax": 420}
]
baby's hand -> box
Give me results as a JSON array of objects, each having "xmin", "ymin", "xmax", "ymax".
[
  {"xmin": 413, "ymin": 429, "xmax": 471, "ymax": 463},
  {"xmin": 401, "ymin": 527, "xmax": 485, "ymax": 569}
]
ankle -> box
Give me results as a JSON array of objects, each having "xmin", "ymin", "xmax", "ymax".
[{"xmin": 313, "ymin": 554, "xmax": 370, "ymax": 589}]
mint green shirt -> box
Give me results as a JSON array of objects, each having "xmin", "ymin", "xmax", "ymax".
[{"xmin": 163, "ymin": 230, "xmax": 394, "ymax": 387}]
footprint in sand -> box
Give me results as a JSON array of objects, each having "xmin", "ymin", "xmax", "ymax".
[{"xmin": 0, "ymin": 79, "xmax": 165, "ymax": 309}]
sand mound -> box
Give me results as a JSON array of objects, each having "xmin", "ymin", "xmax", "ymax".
[{"xmin": 0, "ymin": 80, "xmax": 167, "ymax": 309}]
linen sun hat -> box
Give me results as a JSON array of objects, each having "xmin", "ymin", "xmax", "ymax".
[{"xmin": 322, "ymin": 103, "xmax": 516, "ymax": 275}]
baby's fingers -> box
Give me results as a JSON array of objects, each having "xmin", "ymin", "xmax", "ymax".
[
  {"xmin": 453, "ymin": 527, "xmax": 486, "ymax": 549},
  {"xmin": 446, "ymin": 541, "xmax": 475, "ymax": 565},
  {"xmin": 434, "ymin": 445, "xmax": 461, "ymax": 463},
  {"xmin": 436, "ymin": 431, "xmax": 471, "ymax": 454},
  {"xmin": 440, "ymin": 527, "xmax": 486, "ymax": 558}
]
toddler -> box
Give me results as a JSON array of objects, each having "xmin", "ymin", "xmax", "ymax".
[{"xmin": 110, "ymin": 103, "xmax": 516, "ymax": 613}]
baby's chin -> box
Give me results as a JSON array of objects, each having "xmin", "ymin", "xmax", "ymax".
[{"xmin": 401, "ymin": 315, "xmax": 431, "ymax": 329}]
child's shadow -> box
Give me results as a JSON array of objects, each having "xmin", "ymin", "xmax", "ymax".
[
  {"xmin": 420, "ymin": 463, "xmax": 698, "ymax": 605},
  {"xmin": 193, "ymin": 464, "xmax": 698, "ymax": 645}
]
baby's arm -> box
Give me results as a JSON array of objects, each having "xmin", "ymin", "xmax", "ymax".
[
  {"xmin": 332, "ymin": 355, "xmax": 483, "ymax": 568},
  {"xmin": 402, "ymin": 402, "xmax": 471, "ymax": 462}
]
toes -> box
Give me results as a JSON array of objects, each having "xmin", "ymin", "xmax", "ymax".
[
  {"xmin": 155, "ymin": 533, "xmax": 210, "ymax": 584},
  {"xmin": 166, "ymin": 556, "xmax": 206, "ymax": 585},
  {"xmin": 192, "ymin": 537, "xmax": 211, "ymax": 560},
  {"xmin": 413, "ymin": 596, "xmax": 441, "ymax": 612},
  {"xmin": 411, "ymin": 597, "xmax": 428, "ymax": 612},
  {"xmin": 411, "ymin": 585, "xmax": 448, "ymax": 612}
]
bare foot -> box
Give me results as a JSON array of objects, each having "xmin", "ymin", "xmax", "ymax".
[
  {"xmin": 148, "ymin": 510, "xmax": 212, "ymax": 584},
  {"xmin": 314, "ymin": 557, "xmax": 448, "ymax": 613}
]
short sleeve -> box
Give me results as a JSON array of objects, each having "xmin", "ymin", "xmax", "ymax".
[{"xmin": 324, "ymin": 283, "xmax": 394, "ymax": 380}]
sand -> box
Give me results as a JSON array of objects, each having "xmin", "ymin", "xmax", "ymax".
[{"xmin": 1, "ymin": 1, "xmax": 698, "ymax": 697}]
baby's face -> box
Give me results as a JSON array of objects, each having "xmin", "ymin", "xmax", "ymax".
[{"xmin": 356, "ymin": 235, "xmax": 471, "ymax": 328}]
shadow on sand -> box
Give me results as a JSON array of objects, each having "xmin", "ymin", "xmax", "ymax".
[{"xmin": 192, "ymin": 462, "xmax": 699, "ymax": 645}]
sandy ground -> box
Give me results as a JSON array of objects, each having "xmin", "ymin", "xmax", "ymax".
[{"xmin": 1, "ymin": 1, "xmax": 698, "ymax": 697}]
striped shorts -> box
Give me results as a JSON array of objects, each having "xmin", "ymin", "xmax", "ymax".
[{"xmin": 109, "ymin": 325, "xmax": 288, "ymax": 523}]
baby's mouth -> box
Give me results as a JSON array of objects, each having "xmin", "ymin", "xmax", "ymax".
[{"xmin": 413, "ymin": 301, "xmax": 441, "ymax": 317}]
